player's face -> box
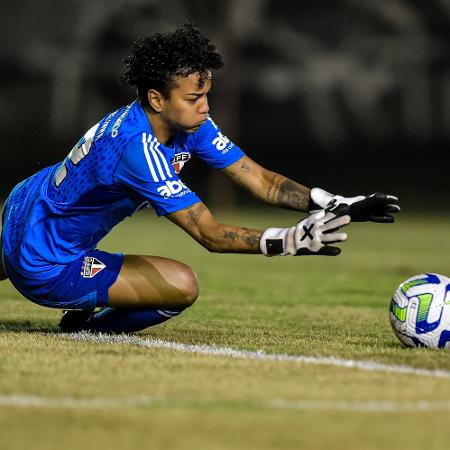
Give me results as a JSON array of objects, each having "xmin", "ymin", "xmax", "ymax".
[{"xmin": 161, "ymin": 72, "xmax": 212, "ymax": 133}]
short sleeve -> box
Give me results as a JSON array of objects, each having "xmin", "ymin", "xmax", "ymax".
[
  {"xmin": 189, "ymin": 116, "xmax": 245, "ymax": 169},
  {"xmin": 114, "ymin": 132, "xmax": 201, "ymax": 216}
]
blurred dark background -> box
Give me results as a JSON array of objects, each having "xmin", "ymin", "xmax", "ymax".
[{"xmin": 1, "ymin": 0, "xmax": 449, "ymax": 209}]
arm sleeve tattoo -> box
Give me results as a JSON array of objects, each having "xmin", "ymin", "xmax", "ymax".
[
  {"xmin": 180, "ymin": 203, "xmax": 262, "ymax": 253},
  {"xmin": 266, "ymin": 174, "xmax": 310, "ymax": 211}
]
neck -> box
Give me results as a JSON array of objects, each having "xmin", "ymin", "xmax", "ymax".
[{"xmin": 143, "ymin": 105, "xmax": 173, "ymax": 145}]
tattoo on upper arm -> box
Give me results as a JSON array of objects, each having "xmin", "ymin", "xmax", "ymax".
[
  {"xmin": 186, "ymin": 203, "xmax": 207, "ymax": 227},
  {"xmin": 225, "ymin": 160, "xmax": 251, "ymax": 184}
]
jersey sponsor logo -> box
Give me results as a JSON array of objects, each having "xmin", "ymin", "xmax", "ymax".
[
  {"xmin": 157, "ymin": 180, "xmax": 190, "ymax": 198},
  {"xmin": 212, "ymin": 132, "xmax": 234, "ymax": 154},
  {"xmin": 81, "ymin": 256, "xmax": 106, "ymax": 279},
  {"xmin": 142, "ymin": 133, "xmax": 174, "ymax": 182},
  {"xmin": 171, "ymin": 152, "xmax": 191, "ymax": 174}
]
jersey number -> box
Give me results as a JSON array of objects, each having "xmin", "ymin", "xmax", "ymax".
[{"xmin": 54, "ymin": 124, "xmax": 99, "ymax": 187}]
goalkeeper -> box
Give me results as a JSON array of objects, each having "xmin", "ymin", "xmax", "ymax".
[{"xmin": 0, "ymin": 25, "xmax": 399, "ymax": 333}]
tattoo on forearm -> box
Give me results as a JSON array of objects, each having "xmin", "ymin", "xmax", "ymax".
[
  {"xmin": 266, "ymin": 174, "xmax": 309, "ymax": 211},
  {"xmin": 240, "ymin": 229, "xmax": 261, "ymax": 247},
  {"xmin": 187, "ymin": 204, "xmax": 207, "ymax": 226},
  {"xmin": 240, "ymin": 162, "xmax": 250, "ymax": 172},
  {"xmin": 221, "ymin": 227, "xmax": 262, "ymax": 251},
  {"xmin": 222, "ymin": 229, "xmax": 239, "ymax": 242},
  {"xmin": 276, "ymin": 179, "xmax": 310, "ymax": 210},
  {"xmin": 266, "ymin": 173, "xmax": 283, "ymax": 203}
]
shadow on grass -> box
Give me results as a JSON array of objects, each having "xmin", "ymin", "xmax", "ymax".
[{"xmin": 0, "ymin": 320, "xmax": 58, "ymax": 333}]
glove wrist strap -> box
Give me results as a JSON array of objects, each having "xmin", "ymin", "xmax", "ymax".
[{"xmin": 260, "ymin": 227, "xmax": 294, "ymax": 256}]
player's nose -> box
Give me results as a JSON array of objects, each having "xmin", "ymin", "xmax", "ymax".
[{"xmin": 198, "ymin": 98, "xmax": 209, "ymax": 115}]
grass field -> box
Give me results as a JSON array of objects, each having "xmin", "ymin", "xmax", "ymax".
[{"xmin": 0, "ymin": 208, "xmax": 449, "ymax": 450}]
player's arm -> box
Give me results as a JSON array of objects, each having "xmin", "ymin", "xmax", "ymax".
[
  {"xmin": 222, "ymin": 155, "xmax": 311, "ymax": 211},
  {"xmin": 223, "ymin": 156, "xmax": 400, "ymax": 223},
  {"xmin": 167, "ymin": 201, "xmax": 350, "ymax": 256},
  {"xmin": 168, "ymin": 202, "xmax": 262, "ymax": 253}
]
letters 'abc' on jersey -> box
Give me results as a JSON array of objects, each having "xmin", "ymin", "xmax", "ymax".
[{"xmin": 1, "ymin": 100, "xmax": 245, "ymax": 278}]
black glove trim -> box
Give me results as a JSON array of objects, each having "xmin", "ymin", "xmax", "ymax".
[{"xmin": 266, "ymin": 239, "xmax": 284, "ymax": 256}]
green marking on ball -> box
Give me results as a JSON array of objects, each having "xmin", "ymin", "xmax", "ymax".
[
  {"xmin": 390, "ymin": 300, "xmax": 407, "ymax": 322},
  {"xmin": 416, "ymin": 293, "xmax": 433, "ymax": 322},
  {"xmin": 400, "ymin": 278, "xmax": 428, "ymax": 294}
]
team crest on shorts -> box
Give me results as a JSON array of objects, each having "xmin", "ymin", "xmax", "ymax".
[{"xmin": 81, "ymin": 256, "xmax": 106, "ymax": 278}]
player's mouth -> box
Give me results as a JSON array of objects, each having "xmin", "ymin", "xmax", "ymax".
[{"xmin": 190, "ymin": 120, "xmax": 206, "ymax": 129}]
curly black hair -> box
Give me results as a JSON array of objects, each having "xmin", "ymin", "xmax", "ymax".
[{"xmin": 122, "ymin": 24, "xmax": 224, "ymax": 104}]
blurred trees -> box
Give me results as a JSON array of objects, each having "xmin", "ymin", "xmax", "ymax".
[{"xmin": 0, "ymin": 0, "xmax": 448, "ymax": 205}]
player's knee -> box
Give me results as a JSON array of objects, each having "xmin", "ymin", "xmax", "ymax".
[{"xmin": 177, "ymin": 266, "xmax": 199, "ymax": 307}]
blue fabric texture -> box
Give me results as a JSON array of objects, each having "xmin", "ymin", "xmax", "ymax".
[
  {"xmin": 1, "ymin": 101, "xmax": 245, "ymax": 287},
  {"xmin": 88, "ymin": 307, "xmax": 184, "ymax": 333},
  {"xmin": 3, "ymin": 249, "xmax": 123, "ymax": 310}
]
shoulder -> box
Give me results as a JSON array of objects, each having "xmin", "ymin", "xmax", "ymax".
[
  {"xmin": 95, "ymin": 101, "xmax": 152, "ymax": 165},
  {"xmin": 95, "ymin": 101, "xmax": 149, "ymax": 147}
]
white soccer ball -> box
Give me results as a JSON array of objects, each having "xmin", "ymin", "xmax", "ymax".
[{"xmin": 389, "ymin": 273, "xmax": 450, "ymax": 348}]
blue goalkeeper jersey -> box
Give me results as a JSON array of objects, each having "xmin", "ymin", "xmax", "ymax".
[{"xmin": 2, "ymin": 100, "xmax": 244, "ymax": 278}]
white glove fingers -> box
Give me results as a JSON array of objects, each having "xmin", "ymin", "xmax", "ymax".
[
  {"xmin": 309, "ymin": 188, "xmax": 334, "ymax": 209},
  {"xmin": 322, "ymin": 214, "xmax": 351, "ymax": 232},
  {"xmin": 321, "ymin": 232, "xmax": 347, "ymax": 243}
]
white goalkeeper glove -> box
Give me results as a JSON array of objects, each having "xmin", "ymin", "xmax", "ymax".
[
  {"xmin": 309, "ymin": 188, "xmax": 400, "ymax": 223},
  {"xmin": 260, "ymin": 210, "xmax": 350, "ymax": 256}
]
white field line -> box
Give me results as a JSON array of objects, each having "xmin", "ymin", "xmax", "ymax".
[
  {"xmin": 270, "ymin": 399, "xmax": 450, "ymax": 412},
  {"xmin": 0, "ymin": 394, "xmax": 157, "ymax": 409},
  {"xmin": 1, "ymin": 394, "xmax": 450, "ymax": 412},
  {"xmin": 66, "ymin": 332, "xmax": 450, "ymax": 379}
]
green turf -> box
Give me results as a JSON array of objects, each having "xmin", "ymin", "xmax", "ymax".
[{"xmin": 0, "ymin": 208, "xmax": 449, "ymax": 450}]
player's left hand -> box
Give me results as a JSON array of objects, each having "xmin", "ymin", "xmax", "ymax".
[
  {"xmin": 309, "ymin": 188, "xmax": 400, "ymax": 223},
  {"xmin": 260, "ymin": 210, "xmax": 350, "ymax": 256}
]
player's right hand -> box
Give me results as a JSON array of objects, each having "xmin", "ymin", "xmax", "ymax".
[
  {"xmin": 260, "ymin": 210, "xmax": 351, "ymax": 256},
  {"xmin": 310, "ymin": 188, "xmax": 400, "ymax": 223}
]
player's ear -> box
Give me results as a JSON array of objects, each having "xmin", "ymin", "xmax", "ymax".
[{"xmin": 147, "ymin": 89, "xmax": 164, "ymax": 113}]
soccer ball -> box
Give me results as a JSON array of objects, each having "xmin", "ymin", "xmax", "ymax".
[{"xmin": 389, "ymin": 273, "xmax": 450, "ymax": 348}]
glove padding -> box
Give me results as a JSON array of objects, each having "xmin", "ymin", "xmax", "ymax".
[
  {"xmin": 260, "ymin": 210, "xmax": 351, "ymax": 256},
  {"xmin": 310, "ymin": 188, "xmax": 400, "ymax": 223}
]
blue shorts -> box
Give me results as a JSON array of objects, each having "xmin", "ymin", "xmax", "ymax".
[{"xmin": 2, "ymin": 249, "xmax": 123, "ymax": 311}]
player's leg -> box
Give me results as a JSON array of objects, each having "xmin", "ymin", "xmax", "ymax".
[
  {"xmin": 108, "ymin": 255, "xmax": 199, "ymax": 309},
  {"xmin": 61, "ymin": 253, "xmax": 199, "ymax": 333}
]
